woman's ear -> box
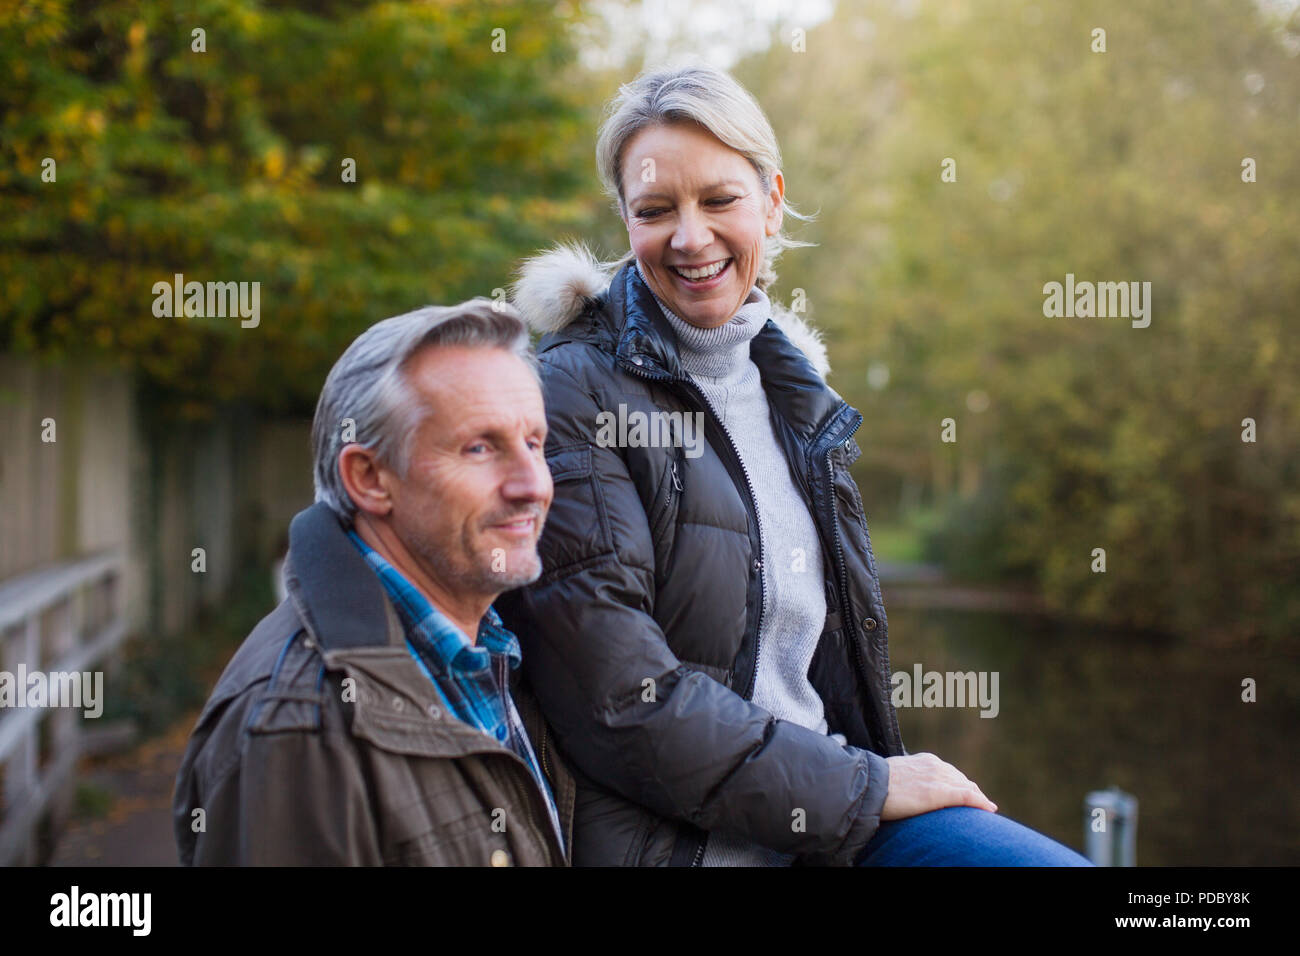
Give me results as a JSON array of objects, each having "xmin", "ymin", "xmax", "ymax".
[{"xmin": 765, "ymin": 171, "xmax": 785, "ymax": 237}]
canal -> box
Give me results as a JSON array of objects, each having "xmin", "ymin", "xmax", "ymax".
[{"xmin": 881, "ymin": 601, "xmax": 1299, "ymax": 865}]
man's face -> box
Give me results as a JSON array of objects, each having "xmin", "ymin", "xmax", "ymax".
[{"xmin": 385, "ymin": 345, "xmax": 552, "ymax": 605}]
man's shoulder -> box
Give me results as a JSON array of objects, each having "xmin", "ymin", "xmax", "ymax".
[
  {"xmin": 177, "ymin": 597, "xmax": 342, "ymax": 795},
  {"xmin": 173, "ymin": 598, "xmax": 363, "ymax": 864},
  {"xmin": 183, "ymin": 597, "xmax": 341, "ymax": 772},
  {"xmin": 201, "ymin": 598, "xmax": 309, "ymax": 722}
]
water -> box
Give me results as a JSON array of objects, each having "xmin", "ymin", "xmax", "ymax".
[{"xmin": 882, "ymin": 603, "xmax": 1300, "ymax": 865}]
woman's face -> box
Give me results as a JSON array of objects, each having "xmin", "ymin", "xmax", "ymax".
[{"xmin": 620, "ymin": 121, "xmax": 784, "ymax": 329}]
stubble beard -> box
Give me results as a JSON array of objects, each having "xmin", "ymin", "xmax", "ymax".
[{"xmin": 404, "ymin": 516, "xmax": 544, "ymax": 601}]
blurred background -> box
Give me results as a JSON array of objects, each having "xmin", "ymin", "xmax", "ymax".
[{"xmin": 1, "ymin": 0, "xmax": 1297, "ymax": 866}]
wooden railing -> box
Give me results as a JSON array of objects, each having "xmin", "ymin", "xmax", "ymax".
[{"xmin": 0, "ymin": 551, "xmax": 126, "ymax": 865}]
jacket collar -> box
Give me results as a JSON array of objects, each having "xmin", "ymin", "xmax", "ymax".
[
  {"xmin": 608, "ymin": 258, "xmax": 688, "ymax": 379},
  {"xmin": 282, "ymin": 503, "xmax": 542, "ymax": 755},
  {"xmin": 602, "ymin": 261, "xmax": 857, "ymax": 450},
  {"xmin": 285, "ymin": 502, "xmax": 397, "ymax": 652}
]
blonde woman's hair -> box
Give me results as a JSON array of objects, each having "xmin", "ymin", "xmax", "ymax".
[{"xmin": 595, "ymin": 59, "xmax": 812, "ymax": 290}]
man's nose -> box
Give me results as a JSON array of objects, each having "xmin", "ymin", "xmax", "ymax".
[{"xmin": 502, "ymin": 446, "xmax": 552, "ymax": 502}]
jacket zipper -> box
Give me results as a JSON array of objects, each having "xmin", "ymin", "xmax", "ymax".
[
  {"xmin": 825, "ymin": 414, "xmax": 904, "ymax": 755},
  {"xmin": 495, "ymin": 654, "xmax": 566, "ymax": 862},
  {"xmin": 682, "ymin": 380, "xmax": 767, "ymax": 701},
  {"xmin": 623, "ymin": 359, "xmax": 764, "ymax": 867},
  {"xmin": 651, "ymin": 451, "xmax": 683, "ymax": 546},
  {"xmin": 503, "ymin": 747, "xmax": 564, "ymax": 864},
  {"xmin": 540, "ymin": 719, "xmax": 553, "ymax": 783},
  {"xmin": 623, "ymin": 361, "xmax": 767, "ymax": 700}
]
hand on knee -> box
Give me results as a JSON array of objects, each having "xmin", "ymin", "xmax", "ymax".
[{"xmin": 881, "ymin": 752, "xmax": 999, "ymax": 821}]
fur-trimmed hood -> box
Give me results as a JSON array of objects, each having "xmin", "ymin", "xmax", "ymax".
[{"xmin": 510, "ymin": 242, "xmax": 832, "ymax": 379}]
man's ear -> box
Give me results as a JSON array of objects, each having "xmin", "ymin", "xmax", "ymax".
[
  {"xmin": 765, "ymin": 170, "xmax": 785, "ymax": 237},
  {"xmin": 338, "ymin": 444, "xmax": 394, "ymax": 517}
]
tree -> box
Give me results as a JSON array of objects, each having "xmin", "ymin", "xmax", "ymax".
[
  {"xmin": 0, "ymin": 0, "xmax": 604, "ymax": 417},
  {"xmin": 740, "ymin": 0, "xmax": 1300, "ymax": 641}
]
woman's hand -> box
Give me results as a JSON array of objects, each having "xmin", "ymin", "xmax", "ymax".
[{"xmin": 881, "ymin": 752, "xmax": 998, "ymax": 820}]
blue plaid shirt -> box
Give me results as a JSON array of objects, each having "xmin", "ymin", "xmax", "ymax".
[{"xmin": 346, "ymin": 530, "xmax": 563, "ymax": 851}]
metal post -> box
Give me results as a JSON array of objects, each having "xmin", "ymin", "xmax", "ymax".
[{"xmin": 1084, "ymin": 786, "xmax": 1139, "ymax": 866}]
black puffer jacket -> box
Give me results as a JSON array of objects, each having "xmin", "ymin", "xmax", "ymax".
[{"xmin": 498, "ymin": 246, "xmax": 906, "ymax": 866}]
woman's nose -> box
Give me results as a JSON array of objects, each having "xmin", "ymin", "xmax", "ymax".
[{"xmin": 672, "ymin": 206, "xmax": 711, "ymax": 254}]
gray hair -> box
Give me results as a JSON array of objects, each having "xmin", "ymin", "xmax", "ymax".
[
  {"xmin": 595, "ymin": 59, "xmax": 813, "ymax": 290},
  {"xmin": 311, "ymin": 298, "xmax": 536, "ymax": 524}
]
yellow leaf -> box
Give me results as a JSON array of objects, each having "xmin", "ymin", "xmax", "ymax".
[{"xmin": 264, "ymin": 147, "xmax": 285, "ymax": 180}]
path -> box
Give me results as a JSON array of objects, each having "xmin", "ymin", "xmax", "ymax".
[{"xmin": 47, "ymin": 717, "xmax": 194, "ymax": 867}]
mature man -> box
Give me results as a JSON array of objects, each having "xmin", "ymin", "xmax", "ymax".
[{"xmin": 173, "ymin": 299, "xmax": 571, "ymax": 865}]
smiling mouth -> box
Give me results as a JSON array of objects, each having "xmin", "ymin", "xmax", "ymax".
[
  {"xmin": 670, "ymin": 258, "xmax": 732, "ymax": 283},
  {"xmin": 490, "ymin": 516, "xmax": 538, "ymax": 536}
]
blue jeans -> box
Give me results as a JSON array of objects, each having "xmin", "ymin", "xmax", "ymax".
[{"xmin": 856, "ymin": 806, "xmax": 1094, "ymax": 866}]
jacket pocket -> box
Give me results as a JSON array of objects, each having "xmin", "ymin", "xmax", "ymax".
[
  {"xmin": 648, "ymin": 447, "xmax": 683, "ymax": 586},
  {"xmin": 382, "ymin": 774, "xmax": 513, "ymax": 866},
  {"xmin": 540, "ymin": 442, "xmax": 614, "ymax": 575}
]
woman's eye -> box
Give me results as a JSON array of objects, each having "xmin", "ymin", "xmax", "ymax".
[
  {"xmin": 636, "ymin": 208, "xmax": 664, "ymax": 219},
  {"xmin": 707, "ymin": 196, "xmax": 738, "ymax": 207},
  {"xmin": 466, "ymin": 443, "xmax": 489, "ymax": 455}
]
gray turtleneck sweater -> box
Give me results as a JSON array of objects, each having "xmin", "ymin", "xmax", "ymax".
[{"xmin": 636, "ymin": 264, "xmax": 834, "ymax": 868}]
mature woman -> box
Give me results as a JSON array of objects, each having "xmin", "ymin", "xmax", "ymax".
[{"xmin": 499, "ymin": 62, "xmax": 1089, "ymax": 867}]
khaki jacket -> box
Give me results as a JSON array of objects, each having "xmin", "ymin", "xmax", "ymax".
[{"xmin": 172, "ymin": 502, "xmax": 574, "ymax": 866}]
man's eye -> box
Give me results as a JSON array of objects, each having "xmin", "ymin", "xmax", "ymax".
[
  {"xmin": 466, "ymin": 443, "xmax": 489, "ymax": 455},
  {"xmin": 707, "ymin": 196, "xmax": 738, "ymax": 207},
  {"xmin": 636, "ymin": 208, "xmax": 664, "ymax": 219}
]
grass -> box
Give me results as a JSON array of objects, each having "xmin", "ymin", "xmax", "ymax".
[
  {"xmin": 867, "ymin": 507, "xmax": 944, "ymax": 564},
  {"xmin": 867, "ymin": 522, "xmax": 927, "ymax": 564}
]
